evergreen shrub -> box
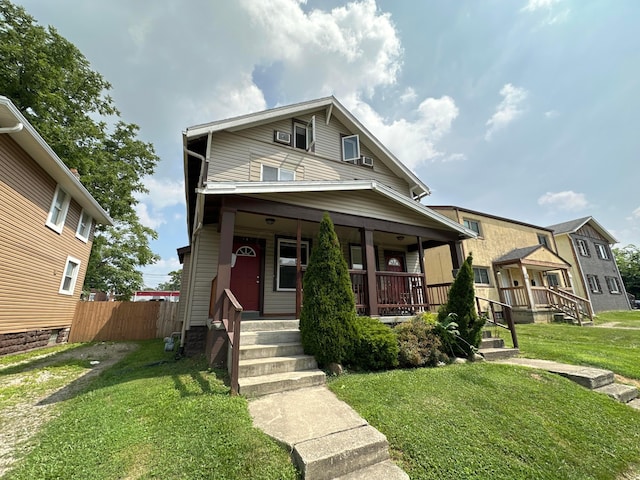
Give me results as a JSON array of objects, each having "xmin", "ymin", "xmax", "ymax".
[
  {"xmin": 348, "ymin": 316, "xmax": 399, "ymax": 371},
  {"xmin": 395, "ymin": 313, "xmax": 450, "ymax": 367}
]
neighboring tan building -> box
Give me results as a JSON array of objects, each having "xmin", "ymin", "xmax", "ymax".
[
  {"xmin": 424, "ymin": 206, "xmax": 591, "ymax": 324},
  {"xmin": 548, "ymin": 217, "xmax": 631, "ymax": 313},
  {"xmin": 0, "ymin": 96, "xmax": 112, "ymax": 354},
  {"xmin": 178, "ymin": 96, "xmax": 476, "ymax": 360}
]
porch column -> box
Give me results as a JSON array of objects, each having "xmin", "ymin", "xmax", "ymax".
[
  {"xmin": 520, "ymin": 264, "xmax": 534, "ymax": 309},
  {"xmin": 296, "ymin": 219, "xmax": 302, "ymax": 319},
  {"xmin": 416, "ymin": 236, "xmax": 429, "ymax": 310},
  {"xmin": 363, "ymin": 228, "xmax": 378, "ymax": 316},
  {"xmin": 206, "ymin": 208, "xmax": 235, "ymax": 364},
  {"xmin": 449, "ymin": 240, "xmax": 464, "ymax": 276}
]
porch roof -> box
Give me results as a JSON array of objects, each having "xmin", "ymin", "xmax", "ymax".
[
  {"xmin": 197, "ymin": 179, "xmax": 477, "ymax": 239},
  {"xmin": 493, "ymin": 244, "xmax": 571, "ymax": 270}
]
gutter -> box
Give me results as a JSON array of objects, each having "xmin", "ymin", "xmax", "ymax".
[{"xmin": 0, "ymin": 122, "xmax": 23, "ymax": 134}]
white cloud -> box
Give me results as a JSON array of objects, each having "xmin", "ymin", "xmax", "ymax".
[
  {"xmin": 521, "ymin": 0, "xmax": 570, "ymax": 26},
  {"xmin": 443, "ymin": 153, "xmax": 467, "ymax": 163},
  {"xmin": 537, "ymin": 191, "xmax": 589, "ymax": 211},
  {"xmin": 632, "ymin": 207, "xmax": 640, "ymax": 219},
  {"xmin": 522, "ymin": 0, "xmax": 561, "ymax": 12},
  {"xmin": 544, "ymin": 109, "xmax": 559, "ymax": 118},
  {"xmin": 140, "ymin": 176, "xmax": 185, "ymax": 210},
  {"xmin": 485, "ymin": 83, "xmax": 528, "ymax": 141},
  {"xmin": 345, "ymin": 94, "xmax": 459, "ymax": 169},
  {"xmin": 141, "ymin": 256, "xmax": 182, "ymax": 289},
  {"xmin": 399, "ymin": 87, "xmax": 417, "ymax": 104},
  {"xmin": 135, "ymin": 202, "xmax": 165, "ymax": 230}
]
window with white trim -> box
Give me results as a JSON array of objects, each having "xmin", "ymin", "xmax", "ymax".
[
  {"xmin": 46, "ymin": 185, "xmax": 71, "ymax": 233},
  {"xmin": 576, "ymin": 239, "xmax": 590, "ymax": 257},
  {"xmin": 595, "ymin": 243, "xmax": 610, "ymax": 260},
  {"xmin": 473, "ymin": 267, "xmax": 490, "ymax": 285},
  {"xmin": 261, "ymin": 165, "xmax": 295, "ymax": 181},
  {"xmin": 586, "ymin": 274, "xmax": 601, "ymax": 293},
  {"xmin": 293, "ymin": 116, "xmax": 315, "ymax": 151},
  {"xmin": 59, "ymin": 256, "xmax": 81, "ymax": 295},
  {"xmin": 75, "ymin": 210, "xmax": 93, "ymax": 242},
  {"xmin": 276, "ymin": 238, "xmax": 309, "ymax": 291},
  {"xmin": 606, "ymin": 276, "xmax": 621, "ymax": 294},
  {"xmin": 350, "ymin": 245, "xmax": 363, "ymax": 270},
  {"xmin": 342, "ymin": 134, "xmax": 360, "ymax": 163},
  {"xmin": 463, "ymin": 219, "xmax": 481, "ymax": 236},
  {"xmin": 546, "ymin": 273, "xmax": 560, "ymax": 287}
]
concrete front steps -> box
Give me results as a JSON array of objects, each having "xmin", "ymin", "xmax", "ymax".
[
  {"xmin": 478, "ymin": 329, "xmax": 519, "ymax": 361},
  {"xmin": 238, "ymin": 319, "xmax": 325, "ymax": 397},
  {"xmin": 497, "ymin": 358, "xmax": 639, "ymax": 409},
  {"xmin": 250, "ymin": 386, "xmax": 409, "ymax": 480}
]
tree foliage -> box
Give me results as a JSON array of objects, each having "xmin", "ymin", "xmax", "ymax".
[
  {"xmin": 157, "ymin": 269, "xmax": 182, "ymax": 291},
  {"xmin": 0, "ymin": 1, "xmax": 159, "ymax": 299},
  {"xmin": 437, "ymin": 254, "xmax": 485, "ymax": 357},
  {"xmin": 299, "ymin": 212, "xmax": 357, "ymax": 367},
  {"xmin": 613, "ymin": 245, "xmax": 640, "ymax": 298}
]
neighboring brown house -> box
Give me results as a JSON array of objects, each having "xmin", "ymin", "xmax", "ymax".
[
  {"xmin": 178, "ymin": 96, "xmax": 476, "ymax": 360},
  {"xmin": 0, "ymin": 96, "xmax": 112, "ymax": 354}
]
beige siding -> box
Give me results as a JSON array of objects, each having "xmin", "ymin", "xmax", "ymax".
[
  {"xmin": 177, "ymin": 252, "xmax": 191, "ymax": 325},
  {"xmin": 207, "ymin": 110, "xmax": 410, "ymax": 195},
  {"xmin": 186, "ymin": 226, "xmax": 218, "ymax": 328},
  {"xmin": 0, "ymin": 135, "xmax": 93, "ymax": 334}
]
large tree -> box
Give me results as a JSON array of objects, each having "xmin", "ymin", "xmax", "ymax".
[
  {"xmin": 0, "ymin": 0, "xmax": 159, "ymax": 299},
  {"xmin": 613, "ymin": 245, "xmax": 640, "ymax": 299},
  {"xmin": 157, "ymin": 269, "xmax": 182, "ymax": 291}
]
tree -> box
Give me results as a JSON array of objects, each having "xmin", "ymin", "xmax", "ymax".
[
  {"xmin": 0, "ymin": 1, "xmax": 159, "ymax": 299},
  {"xmin": 299, "ymin": 212, "xmax": 357, "ymax": 367},
  {"xmin": 157, "ymin": 269, "xmax": 182, "ymax": 291},
  {"xmin": 437, "ymin": 254, "xmax": 485, "ymax": 357},
  {"xmin": 613, "ymin": 245, "xmax": 640, "ymax": 299}
]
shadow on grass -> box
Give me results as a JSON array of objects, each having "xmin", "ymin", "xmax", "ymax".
[
  {"xmin": 34, "ymin": 340, "xmax": 230, "ymax": 406},
  {"xmin": 0, "ymin": 343, "xmax": 97, "ymax": 376}
]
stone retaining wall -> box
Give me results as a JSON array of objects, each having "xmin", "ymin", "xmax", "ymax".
[{"xmin": 0, "ymin": 327, "xmax": 70, "ymax": 356}]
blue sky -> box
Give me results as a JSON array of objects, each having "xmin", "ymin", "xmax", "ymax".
[{"xmin": 15, "ymin": 0, "xmax": 640, "ymax": 288}]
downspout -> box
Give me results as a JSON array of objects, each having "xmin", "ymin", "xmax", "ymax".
[{"xmin": 0, "ymin": 123, "xmax": 23, "ymax": 134}]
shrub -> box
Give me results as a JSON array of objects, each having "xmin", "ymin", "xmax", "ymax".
[
  {"xmin": 299, "ymin": 212, "xmax": 357, "ymax": 367},
  {"xmin": 395, "ymin": 314, "xmax": 450, "ymax": 367},
  {"xmin": 437, "ymin": 254, "xmax": 486, "ymax": 357},
  {"xmin": 348, "ymin": 316, "xmax": 399, "ymax": 371}
]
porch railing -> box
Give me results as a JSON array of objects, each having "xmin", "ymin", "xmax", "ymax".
[
  {"xmin": 547, "ymin": 287, "xmax": 593, "ymax": 326},
  {"xmin": 375, "ymin": 272, "xmax": 429, "ymax": 316},
  {"xmin": 475, "ymin": 296, "xmax": 518, "ymax": 349},
  {"xmin": 425, "ymin": 283, "xmax": 452, "ymax": 310},
  {"xmin": 349, "ymin": 271, "xmax": 369, "ymax": 315}
]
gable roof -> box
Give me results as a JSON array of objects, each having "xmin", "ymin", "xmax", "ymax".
[
  {"xmin": 185, "ymin": 96, "xmax": 430, "ymax": 199},
  {"xmin": 428, "ymin": 205, "xmax": 555, "ymax": 232},
  {"xmin": 547, "ymin": 216, "xmax": 617, "ymax": 244},
  {"xmin": 493, "ymin": 244, "xmax": 571, "ymax": 268},
  {"xmin": 0, "ymin": 96, "xmax": 112, "ymax": 226}
]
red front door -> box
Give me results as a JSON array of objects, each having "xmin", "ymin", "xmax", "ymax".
[{"xmin": 230, "ymin": 242, "xmax": 262, "ymax": 311}]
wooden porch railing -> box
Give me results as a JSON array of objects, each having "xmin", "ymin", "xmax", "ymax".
[
  {"xmin": 547, "ymin": 287, "xmax": 593, "ymax": 326},
  {"xmin": 475, "ymin": 296, "xmax": 518, "ymax": 349},
  {"xmin": 349, "ymin": 271, "xmax": 369, "ymax": 315},
  {"xmin": 498, "ymin": 286, "xmax": 529, "ymax": 307},
  {"xmin": 425, "ymin": 283, "xmax": 452, "ymax": 310},
  {"xmin": 375, "ymin": 272, "xmax": 429, "ymax": 316}
]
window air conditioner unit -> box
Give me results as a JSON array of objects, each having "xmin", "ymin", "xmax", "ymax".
[
  {"xmin": 360, "ymin": 156, "xmax": 374, "ymax": 167},
  {"xmin": 274, "ymin": 131, "xmax": 291, "ymax": 145}
]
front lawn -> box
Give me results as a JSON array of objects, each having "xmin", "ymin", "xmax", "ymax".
[
  {"xmin": 4, "ymin": 340, "xmax": 297, "ymax": 480},
  {"xmin": 329, "ymin": 364, "xmax": 640, "ymax": 480},
  {"xmin": 595, "ymin": 309, "xmax": 640, "ymax": 328},
  {"xmin": 493, "ymin": 320, "xmax": 640, "ymax": 380}
]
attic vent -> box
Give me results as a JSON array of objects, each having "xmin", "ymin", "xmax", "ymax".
[
  {"xmin": 274, "ymin": 131, "xmax": 291, "ymax": 145},
  {"xmin": 360, "ymin": 156, "xmax": 373, "ymax": 167}
]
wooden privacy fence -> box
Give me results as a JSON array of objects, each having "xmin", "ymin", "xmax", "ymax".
[{"xmin": 69, "ymin": 301, "xmax": 181, "ymax": 342}]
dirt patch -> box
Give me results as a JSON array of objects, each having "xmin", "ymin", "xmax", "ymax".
[
  {"xmin": 614, "ymin": 374, "xmax": 640, "ymax": 390},
  {"xmin": 0, "ymin": 342, "xmax": 138, "ymax": 476}
]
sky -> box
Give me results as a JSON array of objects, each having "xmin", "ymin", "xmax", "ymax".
[{"xmin": 13, "ymin": 0, "xmax": 640, "ymax": 288}]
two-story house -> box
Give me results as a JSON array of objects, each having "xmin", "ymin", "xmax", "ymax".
[
  {"xmin": 423, "ymin": 206, "xmax": 591, "ymax": 324},
  {"xmin": 177, "ymin": 97, "xmax": 476, "ymax": 361},
  {"xmin": 0, "ymin": 96, "xmax": 112, "ymax": 355},
  {"xmin": 548, "ymin": 217, "xmax": 631, "ymax": 313}
]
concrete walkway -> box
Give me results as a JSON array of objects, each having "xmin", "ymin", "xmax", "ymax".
[{"xmin": 249, "ymin": 386, "xmax": 408, "ymax": 480}]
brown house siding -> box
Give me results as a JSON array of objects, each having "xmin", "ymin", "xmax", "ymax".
[{"xmin": 0, "ymin": 135, "xmax": 93, "ymax": 335}]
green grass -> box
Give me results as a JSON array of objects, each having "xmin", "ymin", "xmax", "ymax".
[
  {"xmin": 4, "ymin": 340, "xmax": 298, "ymax": 480},
  {"xmin": 492, "ymin": 321, "xmax": 640, "ymax": 380},
  {"xmin": 0, "ymin": 342, "xmax": 80, "ymax": 366},
  {"xmin": 329, "ymin": 364, "xmax": 640, "ymax": 480},
  {"xmin": 595, "ymin": 309, "xmax": 640, "ymax": 328}
]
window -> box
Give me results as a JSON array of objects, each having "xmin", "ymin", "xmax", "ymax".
[
  {"xmin": 75, "ymin": 210, "xmax": 93, "ymax": 242},
  {"xmin": 463, "ymin": 219, "xmax": 481, "ymax": 236},
  {"xmin": 473, "ymin": 267, "xmax": 490, "ymax": 285},
  {"xmin": 537, "ymin": 234, "xmax": 549, "ymax": 248},
  {"xmin": 46, "ymin": 185, "xmax": 71, "ymax": 233},
  {"xmin": 293, "ymin": 116, "xmax": 315, "ymax": 151},
  {"xmin": 586, "ymin": 274, "xmax": 601, "ymax": 293},
  {"xmin": 59, "ymin": 256, "xmax": 81, "ymax": 295},
  {"xmin": 576, "ymin": 239, "xmax": 590, "ymax": 257},
  {"xmin": 546, "ymin": 273, "xmax": 560, "ymax": 287},
  {"xmin": 342, "ymin": 134, "xmax": 360, "ymax": 163},
  {"xmin": 350, "ymin": 245, "xmax": 363, "ymax": 270},
  {"xmin": 595, "ymin": 243, "xmax": 610, "ymax": 260},
  {"xmin": 276, "ymin": 238, "xmax": 309, "ymax": 291},
  {"xmin": 261, "ymin": 165, "xmax": 295, "ymax": 181},
  {"xmin": 606, "ymin": 276, "xmax": 621, "ymax": 294}
]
